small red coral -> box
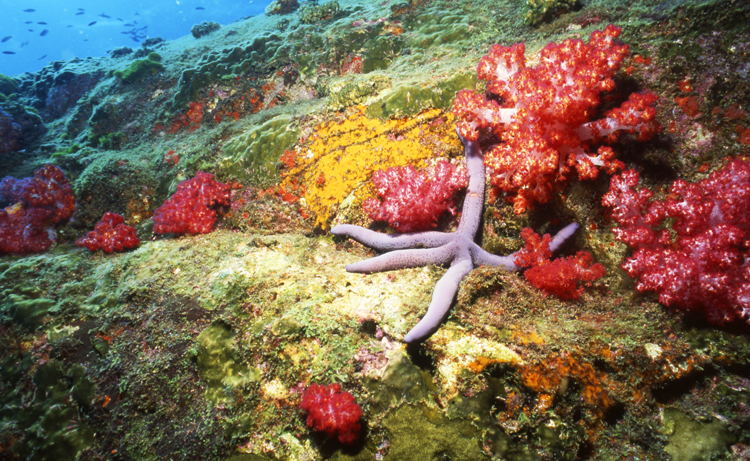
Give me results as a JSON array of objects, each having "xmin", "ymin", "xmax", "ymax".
[
  {"xmin": 152, "ymin": 172, "xmax": 230, "ymax": 235},
  {"xmin": 514, "ymin": 228, "xmax": 605, "ymax": 299},
  {"xmin": 299, "ymin": 383, "xmax": 362, "ymax": 445},
  {"xmin": 76, "ymin": 212, "xmax": 139, "ymax": 253},
  {"xmin": 364, "ymin": 160, "xmax": 468, "ymax": 233}
]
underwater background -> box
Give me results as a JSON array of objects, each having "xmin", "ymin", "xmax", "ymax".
[{"xmin": 1, "ymin": 0, "xmax": 750, "ymax": 459}]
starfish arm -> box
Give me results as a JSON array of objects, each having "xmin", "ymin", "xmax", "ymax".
[
  {"xmin": 549, "ymin": 222, "xmax": 579, "ymax": 253},
  {"xmin": 403, "ymin": 250, "xmax": 474, "ymax": 343},
  {"xmin": 345, "ymin": 245, "xmax": 454, "ymax": 273},
  {"xmin": 456, "ymin": 131, "xmax": 486, "ymax": 239},
  {"xmin": 470, "ymin": 242, "xmax": 518, "ymax": 269},
  {"xmin": 331, "ymin": 224, "xmax": 453, "ymax": 251}
]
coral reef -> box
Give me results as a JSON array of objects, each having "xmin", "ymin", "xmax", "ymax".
[{"xmin": 1, "ymin": 0, "xmax": 750, "ymax": 459}]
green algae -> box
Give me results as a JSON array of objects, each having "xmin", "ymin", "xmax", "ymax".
[
  {"xmin": 195, "ymin": 322, "xmax": 261, "ymax": 403},
  {"xmin": 662, "ymin": 409, "xmax": 736, "ymax": 461},
  {"xmin": 114, "ymin": 52, "xmax": 164, "ymax": 84},
  {"xmin": 0, "ymin": 359, "xmax": 95, "ymax": 461},
  {"xmin": 219, "ymin": 114, "xmax": 299, "ymax": 186}
]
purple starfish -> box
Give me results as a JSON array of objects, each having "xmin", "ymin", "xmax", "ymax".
[{"xmin": 332, "ymin": 130, "xmax": 578, "ymax": 343}]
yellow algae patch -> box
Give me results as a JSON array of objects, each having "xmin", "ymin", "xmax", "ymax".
[
  {"xmin": 282, "ymin": 106, "xmax": 462, "ymax": 228},
  {"xmin": 429, "ymin": 328, "xmax": 524, "ymax": 397}
]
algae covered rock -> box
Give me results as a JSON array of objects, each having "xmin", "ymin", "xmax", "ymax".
[
  {"xmin": 191, "ymin": 21, "xmax": 222, "ymax": 38},
  {"xmin": 0, "ymin": 73, "xmax": 19, "ymax": 95},
  {"xmin": 113, "ymin": 52, "xmax": 163, "ymax": 83},
  {"xmin": 219, "ymin": 114, "xmax": 299, "ymax": 185},
  {"xmin": 299, "ymin": 1, "xmax": 340, "ymax": 24},
  {"xmin": 265, "ymin": 0, "xmax": 300, "ymax": 16}
]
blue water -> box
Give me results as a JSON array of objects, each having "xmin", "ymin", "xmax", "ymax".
[{"xmin": 0, "ymin": 0, "xmax": 273, "ymax": 77}]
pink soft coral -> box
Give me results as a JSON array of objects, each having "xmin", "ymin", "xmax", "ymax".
[
  {"xmin": 363, "ymin": 160, "xmax": 468, "ymax": 232},
  {"xmin": 152, "ymin": 172, "xmax": 230, "ymax": 235},
  {"xmin": 602, "ymin": 159, "xmax": 750, "ymax": 325},
  {"xmin": 453, "ymin": 24, "xmax": 660, "ymax": 214},
  {"xmin": 299, "ymin": 383, "xmax": 362, "ymax": 445}
]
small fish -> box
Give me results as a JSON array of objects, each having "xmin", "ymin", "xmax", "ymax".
[
  {"xmin": 23, "ymin": 8, "xmax": 35, "ymax": 12},
  {"xmin": 124, "ymin": 23, "xmax": 133, "ymax": 26},
  {"xmin": 25, "ymin": 21, "xmax": 32, "ymax": 24},
  {"xmin": 28, "ymin": 29, "xmax": 34, "ymax": 32},
  {"xmin": 77, "ymin": 7, "xmax": 84, "ymax": 10},
  {"xmin": 1, "ymin": 36, "xmax": 11, "ymax": 43},
  {"xmin": 20, "ymin": 41, "xmax": 29, "ymax": 47},
  {"xmin": 38, "ymin": 54, "xmax": 47, "ymax": 60},
  {"xmin": 40, "ymin": 29, "xmax": 49, "ymax": 36},
  {"xmin": 88, "ymin": 21, "xmax": 97, "ymax": 26},
  {"xmin": 38, "ymin": 22, "xmax": 47, "ymax": 25},
  {"xmin": 131, "ymin": 37, "xmax": 140, "ymax": 42},
  {"xmin": 99, "ymin": 14, "xmax": 111, "ymax": 18},
  {"xmin": 196, "ymin": 7, "xmax": 205, "ymax": 10},
  {"xmin": 67, "ymin": 25, "xmax": 73, "ymax": 27},
  {"xmin": 117, "ymin": 18, "xmax": 123, "ymax": 21},
  {"xmin": 2, "ymin": 51, "xmax": 16, "ymax": 54},
  {"xmin": 75, "ymin": 12, "xmax": 85, "ymax": 15}
]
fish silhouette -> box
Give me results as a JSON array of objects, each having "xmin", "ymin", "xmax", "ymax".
[
  {"xmin": 38, "ymin": 22, "xmax": 47, "ymax": 25},
  {"xmin": 196, "ymin": 7, "xmax": 205, "ymax": 10},
  {"xmin": 75, "ymin": 12, "xmax": 85, "ymax": 15},
  {"xmin": 1, "ymin": 36, "xmax": 11, "ymax": 43},
  {"xmin": 38, "ymin": 54, "xmax": 47, "ymax": 60},
  {"xmin": 40, "ymin": 29, "xmax": 49, "ymax": 36},
  {"xmin": 23, "ymin": 8, "xmax": 35, "ymax": 12},
  {"xmin": 88, "ymin": 21, "xmax": 97, "ymax": 26},
  {"xmin": 2, "ymin": 51, "xmax": 17, "ymax": 54},
  {"xmin": 100, "ymin": 14, "xmax": 111, "ymax": 18}
]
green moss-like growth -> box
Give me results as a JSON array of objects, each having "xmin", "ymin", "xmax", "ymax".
[
  {"xmin": 523, "ymin": 0, "xmax": 580, "ymax": 26},
  {"xmin": 365, "ymin": 71, "xmax": 476, "ymax": 119},
  {"xmin": 219, "ymin": 114, "xmax": 299, "ymax": 186},
  {"xmin": 194, "ymin": 322, "xmax": 261, "ymax": 403},
  {"xmin": 327, "ymin": 75, "xmax": 390, "ymax": 111},
  {"xmin": 50, "ymin": 143, "xmax": 81, "ymax": 159},
  {"xmin": 114, "ymin": 53, "xmax": 163, "ymax": 83},
  {"xmin": 0, "ymin": 359, "xmax": 95, "ymax": 461},
  {"xmin": 1, "ymin": 283, "xmax": 55, "ymax": 330}
]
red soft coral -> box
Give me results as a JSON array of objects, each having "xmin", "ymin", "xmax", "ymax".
[
  {"xmin": 152, "ymin": 172, "xmax": 230, "ymax": 235},
  {"xmin": 453, "ymin": 24, "xmax": 660, "ymax": 214},
  {"xmin": 299, "ymin": 383, "xmax": 362, "ymax": 445},
  {"xmin": 514, "ymin": 228, "xmax": 605, "ymax": 300},
  {"xmin": 0, "ymin": 164, "xmax": 75, "ymax": 255},
  {"xmin": 603, "ymin": 159, "xmax": 750, "ymax": 325},
  {"xmin": 76, "ymin": 212, "xmax": 139, "ymax": 253},
  {"xmin": 363, "ymin": 160, "xmax": 468, "ymax": 232}
]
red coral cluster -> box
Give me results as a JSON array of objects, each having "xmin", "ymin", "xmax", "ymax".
[
  {"xmin": 602, "ymin": 159, "xmax": 750, "ymax": 325},
  {"xmin": 0, "ymin": 164, "xmax": 75, "ymax": 255},
  {"xmin": 363, "ymin": 160, "xmax": 468, "ymax": 232},
  {"xmin": 453, "ymin": 24, "xmax": 660, "ymax": 214},
  {"xmin": 299, "ymin": 383, "xmax": 362, "ymax": 445},
  {"xmin": 152, "ymin": 172, "xmax": 230, "ymax": 235},
  {"xmin": 76, "ymin": 212, "xmax": 139, "ymax": 253},
  {"xmin": 514, "ymin": 228, "xmax": 605, "ymax": 300}
]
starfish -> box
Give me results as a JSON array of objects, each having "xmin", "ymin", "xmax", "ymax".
[{"xmin": 332, "ymin": 130, "xmax": 578, "ymax": 343}]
